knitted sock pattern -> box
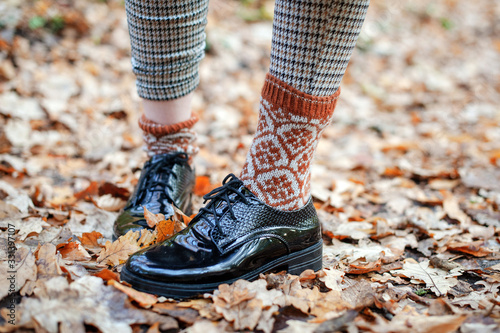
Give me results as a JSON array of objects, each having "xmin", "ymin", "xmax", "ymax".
[
  {"xmin": 240, "ymin": 73, "xmax": 340, "ymax": 210},
  {"xmin": 270, "ymin": 0, "xmax": 369, "ymax": 96},
  {"xmin": 139, "ymin": 114, "xmax": 199, "ymax": 158}
]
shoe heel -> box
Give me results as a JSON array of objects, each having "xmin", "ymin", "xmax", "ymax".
[{"xmin": 287, "ymin": 241, "xmax": 323, "ymax": 275}]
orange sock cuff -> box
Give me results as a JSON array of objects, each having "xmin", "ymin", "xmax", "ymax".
[
  {"xmin": 138, "ymin": 114, "xmax": 199, "ymax": 137},
  {"xmin": 261, "ymin": 73, "xmax": 340, "ymax": 120}
]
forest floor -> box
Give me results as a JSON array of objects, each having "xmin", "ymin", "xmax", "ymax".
[{"xmin": 1, "ymin": 0, "xmax": 500, "ymax": 332}]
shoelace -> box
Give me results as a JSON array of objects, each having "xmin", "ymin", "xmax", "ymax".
[
  {"xmin": 200, "ymin": 174, "xmax": 249, "ymax": 236},
  {"xmin": 131, "ymin": 152, "xmax": 188, "ymax": 207}
]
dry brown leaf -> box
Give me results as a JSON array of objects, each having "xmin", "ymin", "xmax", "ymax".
[
  {"xmin": 0, "ymin": 247, "xmax": 37, "ymax": 299},
  {"xmin": 308, "ymin": 288, "xmax": 351, "ymax": 322},
  {"xmin": 172, "ymin": 204, "xmax": 192, "ymax": 226},
  {"xmin": 213, "ymin": 279, "xmax": 284, "ymax": 333},
  {"xmin": 18, "ymin": 217, "xmax": 50, "ymax": 241},
  {"xmin": 57, "ymin": 241, "xmax": 92, "ymax": 261},
  {"xmin": 447, "ymin": 240, "xmax": 493, "ymax": 257},
  {"xmin": 152, "ymin": 302, "xmax": 199, "ymax": 324},
  {"xmin": 94, "ymin": 194, "xmax": 127, "ymax": 212},
  {"xmin": 317, "ymin": 268, "xmax": 344, "ymax": 291},
  {"xmin": 340, "ymin": 278, "xmax": 374, "ymax": 310},
  {"xmin": 137, "ymin": 228, "xmax": 156, "ymax": 248},
  {"xmin": 78, "ymin": 231, "xmax": 104, "ymax": 254},
  {"xmin": 358, "ymin": 306, "xmax": 467, "ymax": 333},
  {"xmin": 93, "ymin": 268, "xmax": 120, "ymax": 282},
  {"xmin": 146, "ymin": 322, "xmax": 161, "ymax": 333},
  {"xmin": 391, "ymin": 259, "xmax": 461, "ymax": 297},
  {"xmin": 442, "ymin": 191, "xmax": 471, "ymax": 227},
  {"xmin": 98, "ymin": 182, "xmax": 130, "ymax": 200},
  {"xmin": 96, "ymin": 232, "xmax": 140, "ymax": 267},
  {"xmin": 6, "ymin": 275, "xmax": 176, "ymax": 333},
  {"xmin": 143, "ymin": 206, "xmax": 165, "ymax": 228},
  {"xmin": 74, "ymin": 181, "xmax": 99, "ymax": 201},
  {"xmin": 36, "ymin": 243, "xmax": 65, "ymax": 278},
  {"xmin": 177, "ymin": 299, "xmax": 222, "ymax": 321},
  {"xmin": 370, "ymin": 272, "xmax": 407, "ymax": 284},
  {"xmin": 348, "ymin": 259, "xmax": 382, "ymax": 274},
  {"xmin": 108, "ymin": 279, "xmax": 158, "ymax": 308}
]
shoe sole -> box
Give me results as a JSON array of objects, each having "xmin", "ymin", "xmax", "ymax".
[{"xmin": 120, "ymin": 240, "xmax": 323, "ymax": 299}]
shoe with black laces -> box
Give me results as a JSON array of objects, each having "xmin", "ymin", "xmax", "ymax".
[
  {"xmin": 120, "ymin": 174, "xmax": 323, "ymax": 299},
  {"xmin": 113, "ymin": 152, "xmax": 195, "ymax": 239}
]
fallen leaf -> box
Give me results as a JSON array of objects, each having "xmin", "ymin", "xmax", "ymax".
[
  {"xmin": 36, "ymin": 243, "xmax": 64, "ymax": 278},
  {"xmin": 18, "ymin": 217, "xmax": 50, "ymax": 241},
  {"xmin": 74, "ymin": 181, "xmax": 99, "ymax": 201},
  {"xmin": 137, "ymin": 228, "xmax": 156, "ymax": 248},
  {"xmin": 193, "ymin": 176, "xmax": 216, "ymax": 196},
  {"xmin": 358, "ymin": 306, "xmax": 467, "ymax": 333},
  {"xmin": 442, "ymin": 191, "xmax": 471, "ymax": 227},
  {"xmin": 78, "ymin": 231, "xmax": 104, "ymax": 253},
  {"xmin": 93, "ymin": 268, "xmax": 120, "ymax": 282},
  {"xmin": 99, "ymin": 182, "xmax": 130, "ymax": 200},
  {"xmin": 348, "ymin": 259, "xmax": 382, "ymax": 274},
  {"xmin": 153, "ymin": 219, "xmax": 176, "ymax": 243},
  {"xmin": 213, "ymin": 279, "xmax": 284, "ymax": 333},
  {"xmin": 317, "ymin": 269, "xmax": 344, "ymax": 291},
  {"xmin": 370, "ymin": 272, "xmax": 407, "ymax": 284},
  {"xmin": 96, "ymin": 232, "xmax": 140, "ymax": 267},
  {"xmin": 56, "ymin": 241, "xmax": 92, "ymax": 261},
  {"xmin": 0, "ymin": 247, "xmax": 37, "ymax": 299},
  {"xmin": 447, "ymin": 240, "xmax": 493, "ymax": 257},
  {"xmin": 94, "ymin": 194, "xmax": 127, "ymax": 212},
  {"xmin": 108, "ymin": 279, "xmax": 158, "ymax": 308},
  {"xmin": 7, "ymin": 275, "xmax": 177, "ymax": 333},
  {"xmin": 172, "ymin": 204, "xmax": 192, "ymax": 226},
  {"xmin": 152, "ymin": 302, "xmax": 199, "ymax": 324},
  {"xmin": 143, "ymin": 206, "xmax": 165, "ymax": 228},
  {"xmin": 392, "ymin": 259, "xmax": 461, "ymax": 297}
]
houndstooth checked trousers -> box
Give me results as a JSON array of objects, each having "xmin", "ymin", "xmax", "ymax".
[{"xmin": 125, "ymin": 0, "xmax": 370, "ymax": 101}]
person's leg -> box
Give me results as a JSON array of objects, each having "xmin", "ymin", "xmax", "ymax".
[
  {"xmin": 240, "ymin": 0, "xmax": 370, "ymax": 210},
  {"xmin": 126, "ymin": 0, "xmax": 209, "ymax": 158},
  {"xmin": 114, "ymin": 0, "xmax": 208, "ymax": 238},
  {"xmin": 142, "ymin": 95, "xmax": 193, "ymax": 125},
  {"xmin": 121, "ymin": 0, "xmax": 371, "ymax": 297}
]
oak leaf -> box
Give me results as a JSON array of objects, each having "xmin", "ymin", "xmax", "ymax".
[
  {"xmin": 391, "ymin": 259, "xmax": 461, "ymax": 296},
  {"xmin": 96, "ymin": 232, "xmax": 140, "ymax": 267}
]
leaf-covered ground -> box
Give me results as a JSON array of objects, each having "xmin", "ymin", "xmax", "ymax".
[{"xmin": 1, "ymin": 0, "xmax": 500, "ymax": 332}]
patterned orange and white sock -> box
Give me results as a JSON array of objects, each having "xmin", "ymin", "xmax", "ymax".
[
  {"xmin": 240, "ymin": 74, "xmax": 340, "ymax": 211},
  {"xmin": 138, "ymin": 114, "xmax": 199, "ymax": 161}
]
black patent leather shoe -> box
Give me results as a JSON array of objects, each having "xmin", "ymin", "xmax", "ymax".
[
  {"xmin": 120, "ymin": 174, "xmax": 323, "ymax": 298},
  {"xmin": 113, "ymin": 152, "xmax": 195, "ymax": 239}
]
